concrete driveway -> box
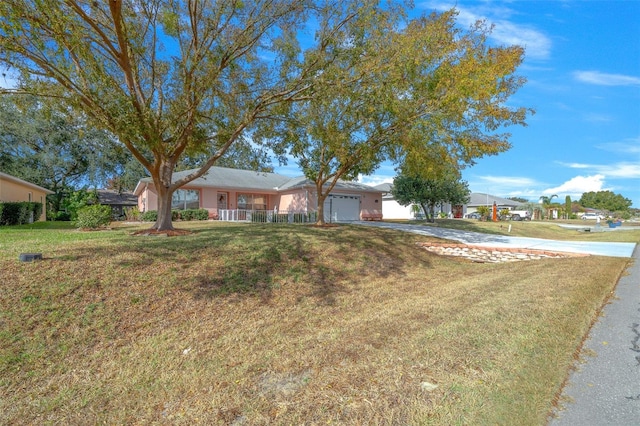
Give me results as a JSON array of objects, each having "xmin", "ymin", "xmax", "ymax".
[{"xmin": 353, "ymin": 221, "xmax": 637, "ymax": 258}]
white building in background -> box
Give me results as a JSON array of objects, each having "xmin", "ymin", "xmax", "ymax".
[
  {"xmin": 375, "ymin": 183, "xmax": 456, "ymax": 219},
  {"xmin": 375, "ymin": 183, "xmax": 519, "ymax": 220}
]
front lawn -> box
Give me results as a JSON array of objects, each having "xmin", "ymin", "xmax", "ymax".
[{"xmin": 0, "ymin": 221, "xmax": 632, "ymax": 424}]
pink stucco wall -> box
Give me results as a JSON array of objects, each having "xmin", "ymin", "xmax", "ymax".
[
  {"xmin": 359, "ymin": 191, "xmax": 383, "ymax": 219},
  {"xmin": 137, "ymin": 182, "xmax": 382, "ymax": 220},
  {"xmin": 277, "ymin": 190, "xmax": 310, "ymax": 212},
  {"xmin": 138, "ymin": 184, "xmax": 158, "ymax": 213}
]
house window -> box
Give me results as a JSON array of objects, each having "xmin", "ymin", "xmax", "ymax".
[
  {"xmin": 172, "ymin": 189, "xmax": 200, "ymax": 210},
  {"xmin": 237, "ymin": 193, "xmax": 268, "ymax": 210}
]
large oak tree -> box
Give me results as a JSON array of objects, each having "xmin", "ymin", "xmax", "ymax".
[
  {"xmin": 0, "ymin": 0, "xmax": 369, "ymax": 231},
  {"xmin": 264, "ymin": 10, "xmax": 532, "ymax": 224}
]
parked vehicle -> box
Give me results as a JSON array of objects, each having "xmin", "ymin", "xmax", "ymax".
[
  {"xmin": 509, "ymin": 210, "xmax": 531, "ymax": 221},
  {"xmin": 582, "ymin": 212, "xmax": 605, "ymax": 220},
  {"xmin": 465, "ymin": 212, "xmax": 481, "ymax": 219}
]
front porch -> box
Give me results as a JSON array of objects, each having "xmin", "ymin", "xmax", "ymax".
[{"xmin": 217, "ymin": 209, "xmax": 318, "ymax": 223}]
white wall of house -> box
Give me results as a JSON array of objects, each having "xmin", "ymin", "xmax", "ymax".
[
  {"xmin": 381, "ymin": 199, "xmax": 416, "ymax": 220},
  {"xmin": 382, "ymin": 199, "xmax": 458, "ymax": 219}
]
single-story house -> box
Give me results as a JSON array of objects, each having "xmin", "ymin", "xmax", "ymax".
[
  {"xmin": 0, "ymin": 171, "xmax": 53, "ymax": 221},
  {"xmin": 465, "ymin": 193, "xmax": 519, "ymax": 215},
  {"xmin": 375, "ymin": 184, "xmax": 519, "ymax": 220},
  {"xmin": 133, "ymin": 166, "xmax": 383, "ymax": 222},
  {"xmin": 95, "ymin": 189, "xmax": 138, "ymax": 219},
  {"xmin": 375, "ymin": 183, "xmax": 423, "ymax": 219}
]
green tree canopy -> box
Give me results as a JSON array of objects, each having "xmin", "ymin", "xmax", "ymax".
[
  {"xmin": 579, "ymin": 191, "xmax": 632, "ymax": 212},
  {"xmin": 0, "ymin": 95, "xmax": 138, "ymax": 215},
  {"xmin": 0, "ymin": 0, "xmax": 371, "ymax": 231},
  {"xmin": 263, "ymin": 9, "xmax": 531, "ymax": 224},
  {"xmin": 391, "ymin": 172, "xmax": 470, "ymax": 222}
]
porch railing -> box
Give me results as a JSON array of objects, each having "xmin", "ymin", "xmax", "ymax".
[{"xmin": 217, "ymin": 209, "xmax": 317, "ymax": 224}]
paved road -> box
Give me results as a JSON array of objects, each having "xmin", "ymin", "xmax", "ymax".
[
  {"xmin": 353, "ymin": 221, "xmax": 640, "ymax": 424},
  {"xmin": 353, "ymin": 221, "xmax": 637, "ymax": 257},
  {"xmin": 549, "ymin": 245, "xmax": 640, "ymax": 425}
]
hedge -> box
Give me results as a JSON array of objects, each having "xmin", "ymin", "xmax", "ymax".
[
  {"xmin": 0, "ymin": 202, "xmax": 43, "ymax": 226},
  {"xmin": 139, "ymin": 209, "xmax": 209, "ymax": 222}
]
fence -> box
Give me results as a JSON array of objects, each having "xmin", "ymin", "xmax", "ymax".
[{"xmin": 217, "ymin": 209, "xmax": 317, "ymax": 224}]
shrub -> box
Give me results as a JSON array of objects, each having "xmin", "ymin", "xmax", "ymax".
[
  {"xmin": 138, "ymin": 209, "xmax": 208, "ymax": 222},
  {"xmin": 52, "ymin": 211, "xmax": 72, "ymax": 221},
  {"xmin": 194, "ymin": 209, "xmax": 209, "ymax": 220},
  {"xmin": 29, "ymin": 202, "xmax": 43, "ymax": 221},
  {"xmin": 74, "ymin": 204, "xmax": 112, "ymax": 229},
  {"xmin": 180, "ymin": 209, "xmax": 209, "ymax": 221},
  {"xmin": 0, "ymin": 202, "xmax": 43, "ymax": 226},
  {"xmin": 476, "ymin": 205, "xmax": 490, "ymax": 220},
  {"xmin": 124, "ymin": 206, "xmax": 140, "ymax": 221},
  {"xmin": 139, "ymin": 211, "xmax": 158, "ymax": 222},
  {"xmin": 63, "ymin": 189, "xmax": 99, "ymax": 221}
]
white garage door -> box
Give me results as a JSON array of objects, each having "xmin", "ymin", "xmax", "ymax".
[{"xmin": 323, "ymin": 195, "xmax": 360, "ymax": 222}]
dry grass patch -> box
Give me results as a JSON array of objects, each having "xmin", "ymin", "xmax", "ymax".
[{"xmin": 0, "ymin": 222, "xmax": 631, "ymax": 424}]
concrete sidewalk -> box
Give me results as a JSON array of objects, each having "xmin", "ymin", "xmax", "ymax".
[
  {"xmin": 353, "ymin": 221, "xmax": 637, "ymax": 257},
  {"xmin": 549, "ymin": 245, "xmax": 640, "ymax": 425}
]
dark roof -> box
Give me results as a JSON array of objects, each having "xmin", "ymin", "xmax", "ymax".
[{"xmin": 96, "ymin": 190, "xmax": 137, "ymax": 206}]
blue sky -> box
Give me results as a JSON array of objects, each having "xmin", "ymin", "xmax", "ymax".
[{"xmin": 275, "ymin": 1, "xmax": 640, "ymax": 208}]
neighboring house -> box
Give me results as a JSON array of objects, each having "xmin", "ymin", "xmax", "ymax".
[
  {"xmin": 0, "ymin": 171, "xmax": 53, "ymax": 221},
  {"xmin": 465, "ymin": 193, "xmax": 519, "ymax": 216},
  {"xmin": 95, "ymin": 189, "xmax": 138, "ymax": 219},
  {"xmin": 133, "ymin": 166, "xmax": 383, "ymax": 222},
  {"xmin": 375, "ymin": 183, "xmax": 418, "ymax": 220},
  {"xmin": 375, "ymin": 182, "xmax": 464, "ymax": 219},
  {"xmin": 376, "ymin": 184, "xmax": 519, "ymax": 220}
]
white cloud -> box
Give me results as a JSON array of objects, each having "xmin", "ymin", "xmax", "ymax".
[
  {"xmin": 544, "ymin": 174, "xmax": 607, "ymax": 195},
  {"xmin": 358, "ymin": 173, "xmax": 394, "ymax": 187},
  {"xmin": 597, "ymin": 138, "xmax": 640, "ymax": 154},
  {"xmin": 560, "ymin": 161, "xmax": 640, "ymax": 179},
  {"xmin": 591, "ymin": 163, "xmax": 640, "ymax": 179},
  {"xmin": 584, "ymin": 113, "xmax": 613, "ymax": 123},
  {"xmin": 476, "ymin": 175, "xmax": 538, "ymax": 187},
  {"xmin": 574, "ymin": 71, "xmax": 640, "ymax": 86},
  {"xmin": 419, "ymin": 1, "xmax": 552, "ymax": 60},
  {"xmin": 465, "ymin": 174, "xmax": 543, "ymax": 199}
]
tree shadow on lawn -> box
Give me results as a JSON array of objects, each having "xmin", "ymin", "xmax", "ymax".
[{"xmin": 55, "ymin": 223, "xmax": 431, "ymax": 306}]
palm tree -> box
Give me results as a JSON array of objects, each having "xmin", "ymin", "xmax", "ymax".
[{"xmin": 539, "ymin": 194, "xmax": 558, "ymax": 219}]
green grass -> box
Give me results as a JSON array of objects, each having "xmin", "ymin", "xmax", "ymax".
[{"xmin": 0, "ymin": 220, "xmax": 636, "ymax": 424}]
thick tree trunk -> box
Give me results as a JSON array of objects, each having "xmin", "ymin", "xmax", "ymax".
[
  {"xmin": 315, "ymin": 191, "xmax": 327, "ymax": 225},
  {"xmin": 154, "ymin": 188, "xmax": 175, "ymax": 231},
  {"xmin": 151, "ymin": 163, "xmax": 176, "ymax": 231}
]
